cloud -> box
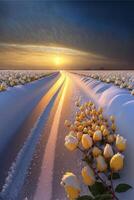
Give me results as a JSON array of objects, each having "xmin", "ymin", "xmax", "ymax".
[
  {"xmin": 0, "ymin": 1, "xmax": 133, "ymax": 69},
  {"xmin": 0, "ymin": 42, "xmax": 130, "ymax": 70}
]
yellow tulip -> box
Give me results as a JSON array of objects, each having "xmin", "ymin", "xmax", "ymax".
[
  {"xmin": 100, "ymin": 125, "xmax": 105, "ymax": 132},
  {"xmin": 74, "ymin": 121, "xmax": 80, "ymax": 127},
  {"xmin": 75, "ymin": 100, "xmax": 80, "ymax": 107},
  {"xmin": 65, "ymin": 135, "xmax": 78, "ymax": 151},
  {"xmin": 70, "ymin": 125, "xmax": 75, "ymax": 131},
  {"xmin": 78, "ymin": 125, "xmax": 83, "ymax": 132},
  {"xmin": 64, "ymin": 120, "xmax": 71, "ymax": 127},
  {"xmin": 92, "ymin": 146, "xmax": 102, "ymax": 157},
  {"xmin": 93, "ymin": 130, "xmax": 102, "ymax": 142},
  {"xmin": 110, "ymin": 153, "xmax": 124, "ymax": 171},
  {"xmin": 98, "ymin": 107, "xmax": 103, "ymax": 114},
  {"xmin": 99, "ymin": 114, "xmax": 103, "ymax": 120},
  {"xmin": 80, "ymin": 106, "xmax": 84, "ymax": 111},
  {"xmin": 110, "ymin": 115, "xmax": 115, "ymax": 122},
  {"xmin": 82, "ymin": 134, "xmax": 93, "ymax": 149},
  {"xmin": 87, "ymin": 120, "xmax": 91, "ymax": 126},
  {"xmin": 96, "ymin": 155, "xmax": 107, "ymax": 172},
  {"xmin": 111, "ymin": 123, "xmax": 116, "ymax": 131},
  {"xmin": 77, "ymin": 132, "xmax": 83, "ymax": 141},
  {"xmin": 116, "ymin": 135, "xmax": 127, "ymax": 152},
  {"xmin": 61, "ymin": 172, "xmax": 80, "ymax": 200},
  {"xmin": 81, "ymin": 166, "xmax": 95, "ymax": 186},
  {"xmin": 85, "ymin": 109, "xmax": 90, "ymax": 116},
  {"xmin": 103, "ymin": 144, "xmax": 113, "ymax": 159},
  {"xmin": 107, "ymin": 134, "xmax": 115, "ymax": 143},
  {"xmin": 88, "ymin": 130, "xmax": 93, "ymax": 136},
  {"xmin": 83, "ymin": 127, "xmax": 88, "ymax": 133},
  {"xmin": 102, "ymin": 128, "xmax": 109, "ymax": 137}
]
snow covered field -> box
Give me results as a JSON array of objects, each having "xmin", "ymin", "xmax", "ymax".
[
  {"xmin": 0, "ymin": 70, "xmax": 133, "ymax": 200},
  {"xmin": 71, "ymin": 71, "xmax": 134, "ymax": 199}
]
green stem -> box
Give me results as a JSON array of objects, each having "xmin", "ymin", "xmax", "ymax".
[{"xmin": 77, "ymin": 147, "xmax": 119, "ymax": 200}]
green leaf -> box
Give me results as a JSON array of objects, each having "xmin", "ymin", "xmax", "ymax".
[
  {"xmin": 108, "ymin": 173, "xmax": 120, "ymax": 180},
  {"xmin": 77, "ymin": 196, "xmax": 93, "ymax": 200},
  {"xmin": 115, "ymin": 183, "xmax": 132, "ymax": 193},
  {"xmin": 94, "ymin": 194, "xmax": 112, "ymax": 200},
  {"xmin": 88, "ymin": 181, "xmax": 107, "ymax": 196},
  {"xmin": 94, "ymin": 194, "xmax": 113, "ymax": 200}
]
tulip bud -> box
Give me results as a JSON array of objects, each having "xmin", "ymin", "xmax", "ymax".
[
  {"xmin": 98, "ymin": 107, "xmax": 103, "ymax": 114},
  {"xmin": 64, "ymin": 120, "xmax": 71, "ymax": 127},
  {"xmin": 83, "ymin": 127, "xmax": 88, "ymax": 133},
  {"xmin": 88, "ymin": 130, "xmax": 93, "ymax": 136},
  {"xmin": 111, "ymin": 123, "xmax": 116, "ymax": 131},
  {"xmin": 85, "ymin": 109, "xmax": 90, "ymax": 116},
  {"xmin": 100, "ymin": 125, "xmax": 105, "ymax": 132},
  {"xmin": 107, "ymin": 134, "xmax": 115, "ymax": 143},
  {"xmin": 96, "ymin": 155, "xmax": 107, "ymax": 172},
  {"xmin": 80, "ymin": 106, "xmax": 84, "ymax": 111},
  {"xmin": 61, "ymin": 172, "xmax": 80, "ymax": 199},
  {"xmin": 77, "ymin": 132, "xmax": 83, "ymax": 141},
  {"xmin": 82, "ymin": 134, "xmax": 93, "ymax": 149},
  {"xmin": 110, "ymin": 153, "xmax": 124, "ymax": 171},
  {"xmin": 95, "ymin": 125, "xmax": 100, "ymax": 131},
  {"xmin": 75, "ymin": 100, "xmax": 80, "ymax": 107},
  {"xmin": 70, "ymin": 125, "xmax": 75, "ymax": 131},
  {"xmin": 82, "ymin": 121, "xmax": 87, "ymax": 127},
  {"xmin": 93, "ymin": 130, "xmax": 102, "ymax": 142},
  {"xmin": 110, "ymin": 115, "xmax": 115, "ymax": 122},
  {"xmin": 69, "ymin": 131, "xmax": 75, "ymax": 137},
  {"xmin": 92, "ymin": 124, "xmax": 96, "ymax": 131},
  {"xmin": 78, "ymin": 125, "xmax": 83, "ymax": 132},
  {"xmin": 81, "ymin": 166, "xmax": 95, "ymax": 186},
  {"xmin": 103, "ymin": 144, "xmax": 113, "ymax": 159},
  {"xmin": 87, "ymin": 120, "xmax": 91, "ymax": 126},
  {"xmin": 99, "ymin": 114, "xmax": 103, "ymax": 120},
  {"xmin": 102, "ymin": 128, "xmax": 109, "ymax": 137},
  {"xmin": 92, "ymin": 146, "xmax": 102, "ymax": 157},
  {"xmin": 65, "ymin": 135, "xmax": 78, "ymax": 151},
  {"xmin": 74, "ymin": 121, "xmax": 80, "ymax": 127},
  {"xmin": 116, "ymin": 135, "xmax": 127, "ymax": 152}
]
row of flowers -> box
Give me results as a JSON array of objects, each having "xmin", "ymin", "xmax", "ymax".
[
  {"xmin": 0, "ymin": 70, "xmax": 51, "ymax": 92},
  {"xmin": 75, "ymin": 71, "xmax": 134, "ymax": 95},
  {"xmin": 61, "ymin": 99, "xmax": 132, "ymax": 200}
]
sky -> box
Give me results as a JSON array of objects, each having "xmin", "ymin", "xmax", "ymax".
[{"xmin": 0, "ymin": 0, "xmax": 134, "ymax": 70}]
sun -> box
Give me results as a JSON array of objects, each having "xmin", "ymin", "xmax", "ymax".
[{"xmin": 54, "ymin": 56, "xmax": 62, "ymax": 66}]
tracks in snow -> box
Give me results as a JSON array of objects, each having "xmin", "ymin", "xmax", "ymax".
[
  {"xmin": 34, "ymin": 76, "xmax": 69, "ymax": 200},
  {"xmin": 0, "ymin": 75, "xmax": 65, "ymax": 200}
]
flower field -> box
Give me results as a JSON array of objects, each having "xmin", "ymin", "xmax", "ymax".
[
  {"xmin": 0, "ymin": 70, "xmax": 53, "ymax": 92},
  {"xmin": 73, "ymin": 70, "xmax": 134, "ymax": 95},
  {"xmin": 62, "ymin": 100, "xmax": 131, "ymax": 200}
]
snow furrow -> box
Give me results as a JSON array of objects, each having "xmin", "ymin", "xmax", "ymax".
[
  {"xmin": 0, "ymin": 79, "xmax": 64, "ymax": 200},
  {"xmin": 34, "ymin": 76, "xmax": 69, "ymax": 200}
]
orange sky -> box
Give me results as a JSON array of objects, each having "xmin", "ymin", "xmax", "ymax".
[{"xmin": 0, "ymin": 43, "xmax": 125, "ymax": 70}]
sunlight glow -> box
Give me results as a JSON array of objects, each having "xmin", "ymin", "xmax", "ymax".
[
  {"xmin": 0, "ymin": 42, "xmax": 111, "ymax": 70},
  {"xmin": 54, "ymin": 56, "xmax": 63, "ymax": 67}
]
